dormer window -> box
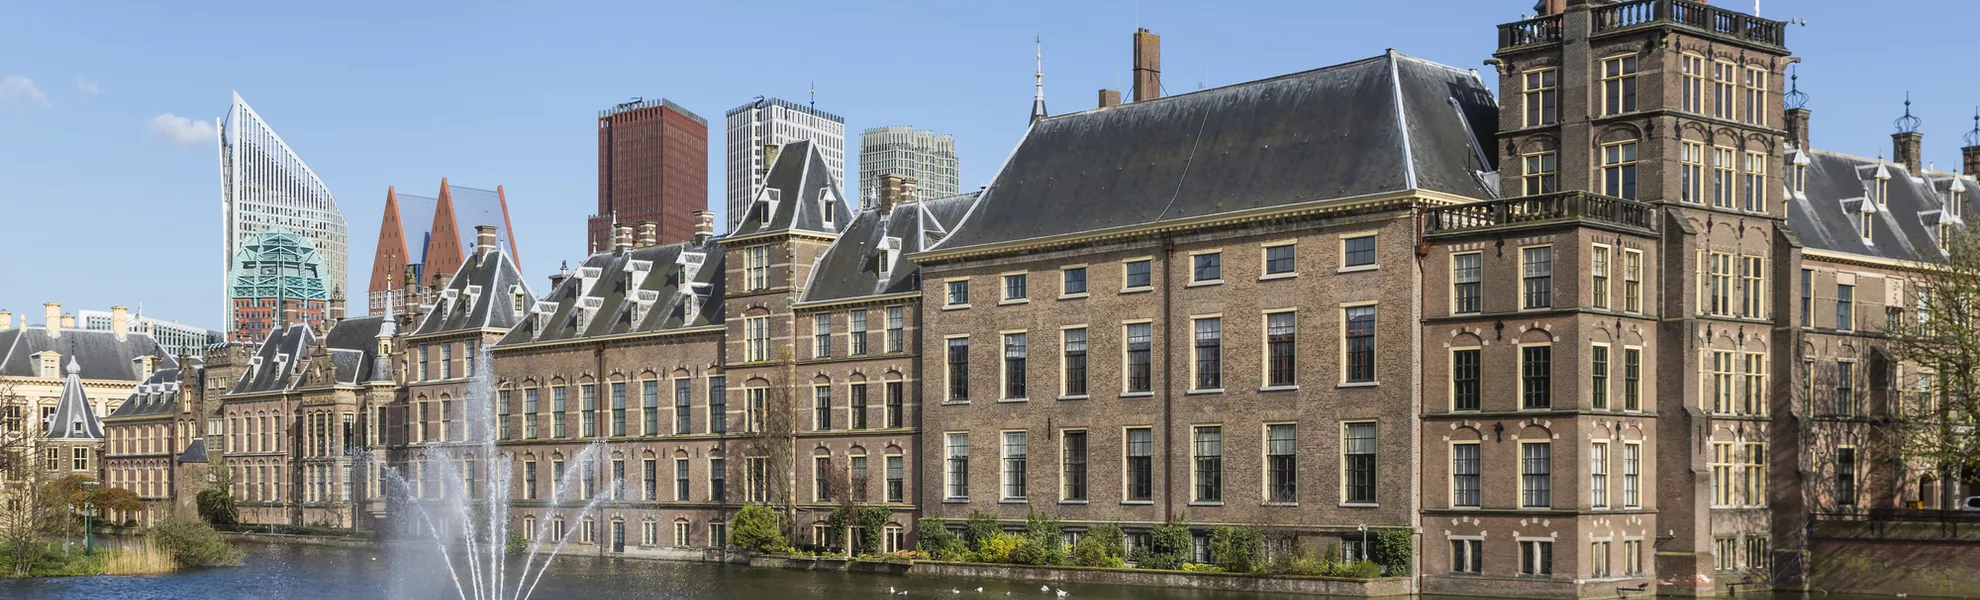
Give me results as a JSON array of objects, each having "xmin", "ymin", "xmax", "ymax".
[
  {"xmin": 820, "ymin": 189, "xmax": 836, "ymax": 228},
  {"xmin": 759, "ymin": 188, "xmax": 782, "ymax": 222},
  {"xmin": 1860, "ymin": 212, "xmax": 1875, "ymax": 242},
  {"xmin": 1940, "ymin": 223, "xmax": 1953, "ymax": 247},
  {"xmin": 1794, "ymin": 164, "xmax": 1807, "ymax": 194},
  {"xmin": 1953, "ymin": 187, "xmax": 1965, "ymax": 218},
  {"xmin": 879, "ymin": 237, "xmax": 901, "ymax": 274},
  {"xmin": 512, "ymin": 287, "xmax": 528, "ymax": 315},
  {"xmin": 38, "ymin": 353, "xmax": 58, "ymax": 379},
  {"xmin": 1875, "ymin": 174, "xmax": 1890, "ymax": 206}
]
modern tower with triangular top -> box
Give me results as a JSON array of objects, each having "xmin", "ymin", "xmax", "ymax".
[{"xmin": 219, "ymin": 92, "xmax": 348, "ymax": 340}]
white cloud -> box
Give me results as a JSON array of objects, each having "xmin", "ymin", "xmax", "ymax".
[
  {"xmin": 0, "ymin": 75, "xmax": 49, "ymax": 107},
  {"xmin": 74, "ymin": 76, "xmax": 99, "ymax": 95},
  {"xmin": 148, "ymin": 113, "xmax": 216, "ymax": 147}
]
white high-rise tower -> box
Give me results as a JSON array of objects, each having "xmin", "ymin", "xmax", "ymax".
[
  {"xmin": 218, "ymin": 92, "xmax": 348, "ymax": 336},
  {"xmin": 858, "ymin": 127, "xmax": 959, "ymax": 203},
  {"xmin": 723, "ymin": 97, "xmax": 846, "ymax": 232}
]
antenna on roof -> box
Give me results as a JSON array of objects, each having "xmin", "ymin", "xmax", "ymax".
[
  {"xmin": 1895, "ymin": 92, "xmax": 1922, "ymax": 134},
  {"xmin": 809, "ymin": 82, "xmax": 815, "ymax": 109},
  {"xmin": 1783, "ymin": 65, "xmax": 1808, "ymax": 109},
  {"xmin": 1963, "ymin": 108, "xmax": 1980, "ymax": 148}
]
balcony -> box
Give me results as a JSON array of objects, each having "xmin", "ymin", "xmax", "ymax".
[
  {"xmin": 1498, "ymin": 0, "xmax": 1787, "ymax": 52},
  {"xmin": 1423, "ymin": 192, "xmax": 1658, "ymax": 237}
]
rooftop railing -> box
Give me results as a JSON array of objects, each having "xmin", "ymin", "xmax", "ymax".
[
  {"xmin": 1499, "ymin": 0, "xmax": 1787, "ymax": 51},
  {"xmin": 1424, "ymin": 191, "xmax": 1658, "ymax": 237}
]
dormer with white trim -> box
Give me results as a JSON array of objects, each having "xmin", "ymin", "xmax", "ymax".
[
  {"xmin": 577, "ymin": 266, "xmax": 603, "ymax": 298},
  {"xmin": 758, "ymin": 188, "xmax": 781, "ymax": 224}
]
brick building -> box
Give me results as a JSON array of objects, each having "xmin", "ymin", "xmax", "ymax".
[{"xmin": 590, "ymin": 98, "xmax": 709, "ymax": 252}]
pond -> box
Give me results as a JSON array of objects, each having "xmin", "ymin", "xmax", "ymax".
[{"xmin": 0, "ymin": 542, "xmax": 1889, "ymax": 600}]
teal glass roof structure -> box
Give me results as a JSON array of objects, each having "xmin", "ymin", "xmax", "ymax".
[{"xmin": 230, "ymin": 229, "xmax": 330, "ymax": 301}]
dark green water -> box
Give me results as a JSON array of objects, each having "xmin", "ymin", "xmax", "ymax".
[{"xmin": 0, "ymin": 542, "xmax": 1890, "ymax": 600}]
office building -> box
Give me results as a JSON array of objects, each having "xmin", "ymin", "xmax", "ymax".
[
  {"xmin": 589, "ymin": 98, "xmax": 709, "ymax": 252},
  {"xmin": 78, "ymin": 308, "xmax": 222, "ymax": 360},
  {"xmin": 857, "ymin": 126, "xmax": 959, "ymax": 206},
  {"xmin": 723, "ymin": 97, "xmax": 845, "ymax": 232},
  {"xmin": 219, "ymin": 92, "xmax": 348, "ymax": 339}
]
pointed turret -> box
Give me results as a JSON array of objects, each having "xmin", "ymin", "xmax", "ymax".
[
  {"xmin": 44, "ymin": 357, "xmax": 104, "ymax": 440},
  {"xmin": 1031, "ymin": 35, "xmax": 1048, "ymax": 124}
]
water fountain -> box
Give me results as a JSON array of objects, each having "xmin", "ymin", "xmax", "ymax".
[{"xmin": 367, "ymin": 347, "xmax": 616, "ymax": 600}]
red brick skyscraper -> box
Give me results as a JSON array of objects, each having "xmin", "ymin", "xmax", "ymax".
[{"xmin": 589, "ymin": 98, "xmax": 708, "ymax": 251}]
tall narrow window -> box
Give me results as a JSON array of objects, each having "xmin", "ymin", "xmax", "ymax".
[
  {"xmin": 710, "ymin": 458, "xmax": 726, "ymax": 502},
  {"xmin": 1523, "ymin": 152, "xmax": 1558, "ymax": 196},
  {"xmin": 945, "ymin": 433, "xmax": 969, "ymax": 500},
  {"xmin": 746, "ymin": 389, "xmax": 765, "ymax": 432},
  {"xmin": 709, "ymin": 377, "xmax": 726, "ymax": 434},
  {"xmin": 1624, "ymin": 348, "xmax": 1642, "ymax": 411},
  {"xmin": 1266, "ymin": 312, "xmax": 1297, "ymax": 387},
  {"xmin": 1452, "ymin": 442, "xmax": 1480, "ymax": 507},
  {"xmin": 745, "ymin": 246, "xmax": 769, "ymax": 290},
  {"xmin": 850, "ymin": 384, "xmax": 868, "ymax": 430},
  {"xmin": 885, "ymin": 306, "xmax": 905, "ymax": 353},
  {"xmin": 1523, "ymin": 247, "xmax": 1553, "ymax": 309},
  {"xmin": 1744, "ymin": 443, "xmax": 1767, "ymax": 506},
  {"xmin": 1592, "ymin": 245, "xmax": 1611, "ymax": 310},
  {"xmin": 1591, "ymin": 442, "xmax": 1609, "ymax": 508},
  {"xmin": 1193, "ymin": 426, "xmax": 1223, "ymax": 502},
  {"xmin": 1602, "ymin": 55, "xmax": 1637, "ymax": 115},
  {"xmin": 885, "ymin": 455, "xmax": 903, "ymax": 503},
  {"xmin": 552, "ymin": 386, "xmax": 568, "ymax": 437},
  {"xmin": 884, "ymin": 381, "xmax": 902, "ymax": 428},
  {"xmin": 1001, "ymin": 431, "xmax": 1027, "ymax": 501},
  {"xmin": 1603, "ymin": 142, "xmax": 1638, "ymax": 200},
  {"xmin": 1681, "ymin": 54, "xmax": 1705, "ymax": 113},
  {"xmin": 581, "ymin": 384, "xmax": 597, "ymax": 437},
  {"xmin": 1344, "ymin": 306, "xmax": 1376, "ymax": 383},
  {"xmin": 1743, "ymin": 353, "xmax": 1768, "ymax": 416},
  {"xmin": 1682, "ymin": 141, "xmax": 1706, "ymax": 204},
  {"xmin": 1523, "ymin": 345, "xmax": 1552, "ymax": 409},
  {"xmin": 813, "ymin": 313, "xmax": 832, "ymax": 358},
  {"xmin": 1125, "ymin": 323, "xmax": 1153, "ymax": 393},
  {"xmin": 1712, "ymin": 442, "xmax": 1735, "ymax": 507},
  {"xmin": 813, "ymin": 386, "xmax": 832, "ymax": 431},
  {"xmin": 609, "ymin": 382, "xmax": 627, "ymax": 437},
  {"xmin": 1522, "ymin": 442, "xmax": 1552, "ymax": 508},
  {"xmin": 1744, "ymin": 152, "xmax": 1767, "ymax": 211},
  {"xmin": 1713, "ymin": 61, "xmax": 1736, "ymax": 119},
  {"xmin": 640, "ymin": 381, "xmax": 659, "ymax": 436},
  {"xmin": 947, "ymin": 338, "xmax": 970, "ymax": 402},
  {"xmin": 524, "ymin": 388, "xmax": 540, "ymax": 439},
  {"xmin": 1743, "ymin": 67, "xmax": 1767, "ymax": 125},
  {"xmin": 1267, "ymin": 424, "xmax": 1297, "ymax": 503},
  {"xmin": 1063, "ymin": 328, "xmax": 1088, "ymax": 396},
  {"xmin": 1453, "ymin": 252, "xmax": 1482, "ymax": 313},
  {"xmin": 1836, "ymin": 361, "xmax": 1856, "ymax": 417},
  {"xmin": 1193, "ymin": 318, "xmax": 1221, "ymax": 390},
  {"xmin": 641, "ymin": 459, "xmax": 656, "ymax": 500},
  {"xmin": 1592, "ymin": 345, "xmax": 1610, "ymax": 410},
  {"xmin": 1343, "ymin": 422, "xmax": 1376, "ymax": 504},
  {"xmin": 850, "ymin": 455, "xmax": 868, "ymax": 502},
  {"xmin": 744, "ymin": 317, "xmax": 769, "ymax": 362},
  {"xmin": 1623, "ymin": 249, "xmax": 1642, "ymax": 313},
  {"xmin": 1837, "ymin": 284, "xmax": 1854, "ymax": 331},
  {"xmin": 1452, "ymin": 349, "xmax": 1481, "ymax": 411},
  {"xmin": 1713, "ymin": 147, "xmax": 1736, "ymax": 208},
  {"xmin": 1709, "ymin": 252, "xmax": 1734, "ymax": 316},
  {"xmin": 1742, "ymin": 256, "xmax": 1766, "ymax": 318},
  {"xmin": 1061, "ymin": 430, "xmax": 1087, "ymax": 502},
  {"xmin": 1709, "ymin": 350, "xmax": 1735, "ymax": 414},
  {"xmin": 1523, "ymin": 69, "xmax": 1558, "ymax": 127},
  {"xmin": 1126, "ymin": 428, "xmax": 1153, "ymax": 502},
  {"xmin": 1801, "ymin": 269, "xmax": 1813, "ymax": 327},
  {"xmin": 814, "ymin": 457, "xmax": 831, "ymax": 502},
  {"xmin": 849, "ymin": 309, "xmax": 869, "ymax": 355},
  {"xmin": 675, "ymin": 459, "xmax": 690, "ymax": 501},
  {"xmin": 1837, "ymin": 447, "xmax": 1857, "ymax": 506},
  {"xmin": 1003, "ymin": 333, "xmax": 1028, "ymax": 400},
  {"xmin": 1623, "ymin": 443, "xmax": 1641, "ymax": 508}
]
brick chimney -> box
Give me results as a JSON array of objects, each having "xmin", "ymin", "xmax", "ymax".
[
  {"xmin": 613, "ymin": 223, "xmax": 634, "ymax": 254},
  {"xmin": 44, "ymin": 303, "xmax": 61, "ymax": 337},
  {"xmin": 476, "ymin": 225, "xmax": 499, "ymax": 258},
  {"xmin": 693, "ymin": 210, "xmax": 715, "ymax": 244},
  {"xmin": 1785, "ymin": 107, "xmax": 1812, "ymax": 151},
  {"xmin": 635, "ymin": 221, "xmax": 658, "ymax": 248},
  {"xmin": 1894, "ymin": 131, "xmax": 1924, "ymax": 178},
  {"xmin": 329, "ymin": 287, "xmax": 347, "ymax": 322},
  {"xmin": 1133, "ymin": 28, "xmax": 1161, "ymax": 102},
  {"xmin": 548, "ymin": 261, "xmax": 571, "ymax": 291},
  {"xmin": 1098, "ymin": 89, "xmax": 1122, "ymax": 109},
  {"xmin": 111, "ymin": 305, "xmax": 129, "ymax": 341},
  {"xmin": 761, "ymin": 144, "xmax": 781, "ymax": 177},
  {"xmin": 0, "ymin": 310, "xmax": 11, "ymax": 330},
  {"xmin": 1536, "ymin": 0, "xmax": 1567, "ymax": 15},
  {"xmin": 1963, "ymin": 144, "xmax": 1980, "ymax": 181},
  {"xmin": 877, "ymin": 173, "xmax": 906, "ymax": 215},
  {"xmin": 902, "ymin": 178, "xmax": 918, "ymax": 205}
]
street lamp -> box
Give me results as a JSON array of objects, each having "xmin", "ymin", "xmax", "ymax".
[{"xmin": 80, "ymin": 481, "xmax": 100, "ymax": 557}]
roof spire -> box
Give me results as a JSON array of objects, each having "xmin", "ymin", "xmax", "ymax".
[
  {"xmin": 1783, "ymin": 64, "xmax": 1808, "ymax": 109},
  {"xmin": 1895, "ymin": 91, "xmax": 1922, "ymax": 134},
  {"xmin": 1031, "ymin": 34, "xmax": 1047, "ymax": 124},
  {"xmin": 1963, "ymin": 107, "xmax": 1980, "ymax": 148}
]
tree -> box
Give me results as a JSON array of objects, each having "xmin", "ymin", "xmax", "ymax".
[
  {"xmin": 1070, "ymin": 523, "xmax": 1126, "ymax": 568},
  {"xmin": 739, "ymin": 348, "xmax": 803, "ymax": 542},
  {"xmin": 93, "ymin": 487, "xmax": 144, "ymax": 516},
  {"xmin": 1209, "ymin": 526, "xmax": 1265, "ymax": 574},
  {"xmin": 0, "ymin": 462, "xmax": 67, "ymax": 576},
  {"xmin": 730, "ymin": 503, "xmax": 786, "ymax": 553},
  {"xmin": 1881, "ymin": 229, "xmax": 1980, "ymax": 509}
]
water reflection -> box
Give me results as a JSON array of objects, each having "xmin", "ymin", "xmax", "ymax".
[{"xmin": 0, "ymin": 542, "xmax": 1895, "ymax": 600}]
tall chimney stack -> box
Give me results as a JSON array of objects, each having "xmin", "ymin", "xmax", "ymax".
[
  {"xmin": 0, "ymin": 310, "xmax": 11, "ymax": 331},
  {"xmin": 613, "ymin": 223, "xmax": 634, "ymax": 254},
  {"xmin": 44, "ymin": 302, "xmax": 61, "ymax": 337},
  {"xmin": 761, "ymin": 144, "xmax": 781, "ymax": 177},
  {"xmin": 693, "ymin": 210, "xmax": 715, "ymax": 244},
  {"xmin": 1894, "ymin": 131, "xmax": 1924, "ymax": 178},
  {"xmin": 475, "ymin": 225, "xmax": 499, "ymax": 258},
  {"xmin": 1962, "ymin": 111, "xmax": 1980, "ymax": 180},
  {"xmin": 635, "ymin": 221, "xmax": 659, "ymax": 248},
  {"xmin": 878, "ymin": 173, "xmax": 906, "ymax": 216},
  {"xmin": 111, "ymin": 305, "xmax": 129, "ymax": 341},
  {"xmin": 1537, "ymin": 0, "xmax": 1567, "ymax": 15},
  {"xmin": 1132, "ymin": 28, "xmax": 1161, "ymax": 102},
  {"xmin": 1785, "ymin": 107, "xmax": 1812, "ymax": 151},
  {"xmin": 1098, "ymin": 89, "xmax": 1122, "ymax": 109},
  {"xmin": 329, "ymin": 287, "xmax": 347, "ymax": 322},
  {"xmin": 61, "ymin": 314, "xmax": 77, "ymax": 330}
]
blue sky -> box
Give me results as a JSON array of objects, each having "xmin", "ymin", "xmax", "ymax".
[{"xmin": 1, "ymin": 0, "xmax": 1975, "ymax": 332}]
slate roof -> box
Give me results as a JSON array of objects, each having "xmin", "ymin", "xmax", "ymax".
[
  {"xmin": 497, "ymin": 236, "xmax": 726, "ymax": 345},
  {"xmin": 325, "ymin": 315, "xmax": 385, "ymax": 384},
  {"xmin": 1786, "ymin": 147, "xmax": 1976, "ymax": 262},
  {"xmin": 107, "ymin": 368, "xmax": 182, "ymax": 420},
  {"xmin": 799, "ymin": 193, "xmax": 978, "ymax": 304},
  {"xmin": 231, "ymin": 323, "xmax": 315, "ymax": 395},
  {"xmin": 43, "ymin": 358, "xmax": 104, "ymax": 440},
  {"xmin": 727, "ymin": 140, "xmax": 855, "ymax": 238},
  {"xmin": 411, "ymin": 247, "xmax": 534, "ymax": 337},
  {"xmin": 930, "ymin": 51, "xmax": 1499, "ymax": 252},
  {"xmin": 178, "ymin": 437, "xmax": 207, "ymax": 464},
  {"xmin": 0, "ymin": 326, "xmax": 179, "ymax": 381}
]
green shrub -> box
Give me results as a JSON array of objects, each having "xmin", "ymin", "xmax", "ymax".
[
  {"xmin": 1137, "ymin": 520, "xmax": 1192, "ymax": 570},
  {"xmin": 915, "ymin": 518, "xmax": 968, "ymax": 560},
  {"xmin": 972, "ymin": 533, "xmax": 1023, "ymax": 563},
  {"xmin": 730, "ymin": 504, "xmax": 786, "ymax": 553},
  {"xmin": 1371, "ymin": 528, "xmax": 1412, "ymax": 576},
  {"xmin": 195, "ymin": 489, "xmax": 237, "ymax": 526},
  {"xmin": 1180, "ymin": 562, "xmax": 1226, "ymax": 573},
  {"xmin": 1010, "ymin": 513, "xmax": 1066, "ymax": 566},
  {"xmin": 150, "ymin": 515, "xmax": 243, "ymax": 567},
  {"xmin": 1209, "ymin": 526, "xmax": 1266, "ymax": 574},
  {"xmin": 1334, "ymin": 560, "xmax": 1383, "ymax": 578},
  {"xmin": 1070, "ymin": 523, "xmax": 1127, "ymax": 568},
  {"xmin": 963, "ymin": 510, "xmax": 1001, "ymax": 552},
  {"xmin": 506, "ymin": 530, "xmax": 527, "ymax": 555}
]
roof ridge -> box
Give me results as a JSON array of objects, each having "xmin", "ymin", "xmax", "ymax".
[
  {"xmin": 1387, "ymin": 50, "xmax": 1420, "ymax": 191},
  {"xmin": 1041, "ymin": 54, "xmax": 1392, "ymax": 123}
]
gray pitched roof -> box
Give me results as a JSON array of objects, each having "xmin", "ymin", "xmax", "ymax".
[
  {"xmin": 43, "ymin": 358, "xmax": 104, "ymax": 440},
  {"xmin": 0, "ymin": 326, "xmax": 180, "ymax": 380},
  {"xmin": 231, "ymin": 324, "xmax": 315, "ymax": 394},
  {"xmin": 412, "ymin": 248, "xmax": 534, "ymax": 336},
  {"xmin": 1787, "ymin": 148, "xmax": 1975, "ymax": 262},
  {"xmin": 325, "ymin": 315, "xmax": 385, "ymax": 384},
  {"xmin": 178, "ymin": 437, "xmax": 207, "ymax": 464},
  {"xmin": 497, "ymin": 237, "xmax": 726, "ymax": 346},
  {"xmin": 107, "ymin": 368, "xmax": 182, "ymax": 420},
  {"xmin": 799, "ymin": 193, "xmax": 978, "ymax": 304},
  {"xmin": 931, "ymin": 51, "xmax": 1498, "ymax": 252},
  {"xmin": 727, "ymin": 141, "xmax": 854, "ymax": 238}
]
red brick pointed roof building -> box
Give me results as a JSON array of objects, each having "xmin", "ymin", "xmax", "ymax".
[{"xmin": 366, "ymin": 178, "xmax": 520, "ymax": 314}]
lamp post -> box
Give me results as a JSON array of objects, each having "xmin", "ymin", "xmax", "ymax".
[{"xmin": 80, "ymin": 481, "xmax": 100, "ymax": 557}]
